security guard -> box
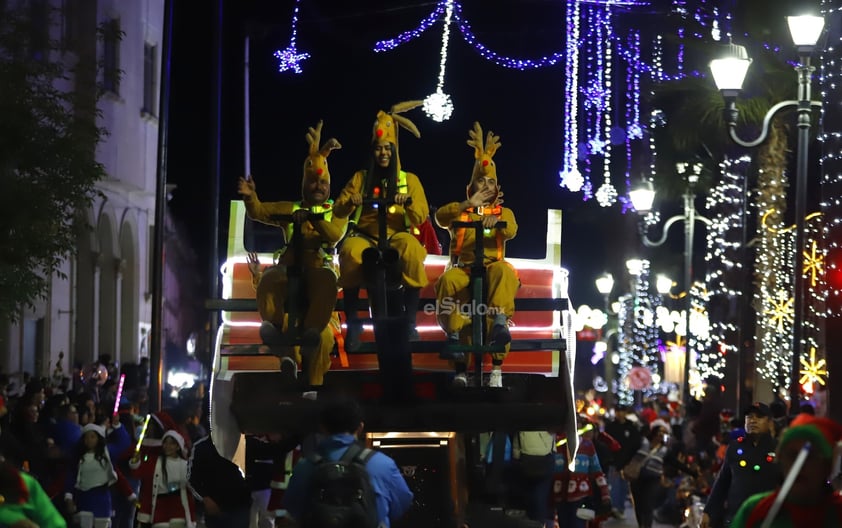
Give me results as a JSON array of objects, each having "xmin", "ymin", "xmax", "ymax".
[{"xmin": 701, "ymin": 402, "xmax": 782, "ymax": 528}]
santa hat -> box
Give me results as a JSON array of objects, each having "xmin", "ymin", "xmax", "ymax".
[
  {"xmin": 303, "ymin": 120, "xmax": 340, "ymax": 185},
  {"xmin": 162, "ymin": 430, "xmax": 186, "ymax": 455},
  {"xmin": 465, "ymin": 122, "xmax": 501, "ymax": 202},
  {"xmin": 650, "ymin": 418, "xmax": 672, "ymax": 435},
  {"xmin": 371, "ymin": 101, "xmax": 422, "ymax": 172},
  {"xmin": 81, "ymin": 423, "xmax": 106, "ymax": 438},
  {"xmin": 780, "ymin": 413, "xmax": 842, "ymax": 459}
]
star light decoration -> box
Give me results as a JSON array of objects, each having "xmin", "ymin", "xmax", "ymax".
[
  {"xmin": 273, "ymin": 0, "xmax": 310, "ymax": 74},
  {"xmin": 764, "ymin": 290, "xmax": 794, "ymax": 333},
  {"xmin": 422, "ymin": 0, "xmax": 455, "ymax": 122},
  {"xmin": 799, "ymin": 346, "xmax": 827, "ymax": 393},
  {"xmin": 803, "ymin": 240, "xmax": 824, "ymax": 287}
]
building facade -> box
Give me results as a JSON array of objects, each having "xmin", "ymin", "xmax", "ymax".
[{"xmin": 2, "ymin": 0, "xmax": 165, "ymax": 381}]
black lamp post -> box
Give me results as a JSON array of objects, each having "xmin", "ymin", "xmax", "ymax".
[
  {"xmin": 710, "ymin": 14, "xmax": 824, "ymax": 411},
  {"xmin": 595, "ymin": 272, "xmax": 615, "ymax": 408},
  {"xmin": 630, "ymin": 164, "xmax": 711, "ymax": 406}
]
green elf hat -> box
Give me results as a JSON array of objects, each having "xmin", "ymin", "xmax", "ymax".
[{"xmin": 780, "ymin": 413, "xmax": 842, "ymax": 459}]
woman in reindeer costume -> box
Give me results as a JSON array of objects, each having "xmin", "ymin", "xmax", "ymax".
[
  {"xmin": 434, "ymin": 122, "xmax": 519, "ymax": 388},
  {"xmin": 238, "ymin": 121, "xmax": 347, "ymax": 385},
  {"xmin": 333, "ymin": 101, "xmax": 430, "ymax": 350}
]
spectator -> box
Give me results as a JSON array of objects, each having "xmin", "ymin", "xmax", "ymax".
[
  {"xmin": 188, "ymin": 435, "xmax": 252, "ymax": 528},
  {"xmin": 0, "ymin": 458, "xmax": 67, "ymax": 528},
  {"xmin": 282, "ymin": 395, "xmax": 414, "ymax": 527},
  {"xmin": 604, "ymin": 404, "xmax": 642, "ymax": 519},
  {"xmin": 702, "ymin": 402, "xmax": 781, "ymax": 528}
]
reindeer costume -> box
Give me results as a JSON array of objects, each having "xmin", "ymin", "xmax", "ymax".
[
  {"xmin": 333, "ymin": 101, "xmax": 430, "ymax": 348},
  {"xmin": 238, "ymin": 121, "xmax": 348, "ymax": 385},
  {"xmin": 434, "ymin": 122, "xmax": 519, "ymax": 387}
]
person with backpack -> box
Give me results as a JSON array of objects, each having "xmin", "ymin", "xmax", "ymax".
[{"xmin": 281, "ymin": 396, "xmax": 413, "ymax": 527}]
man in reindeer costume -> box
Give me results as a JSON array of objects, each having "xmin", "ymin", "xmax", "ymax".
[
  {"xmin": 238, "ymin": 121, "xmax": 347, "ymax": 385},
  {"xmin": 434, "ymin": 122, "xmax": 518, "ymax": 388},
  {"xmin": 333, "ymin": 101, "xmax": 430, "ymax": 350}
]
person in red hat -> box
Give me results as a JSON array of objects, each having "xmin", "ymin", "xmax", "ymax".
[{"xmin": 730, "ymin": 413, "xmax": 842, "ymax": 527}]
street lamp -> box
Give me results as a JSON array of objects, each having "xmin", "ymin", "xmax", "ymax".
[
  {"xmin": 595, "ymin": 272, "xmax": 615, "ymax": 407},
  {"xmin": 630, "ymin": 164, "xmax": 711, "ymax": 405},
  {"xmin": 710, "ymin": 14, "xmax": 824, "ymax": 410}
]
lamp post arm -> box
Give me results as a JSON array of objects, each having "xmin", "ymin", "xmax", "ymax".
[
  {"xmin": 641, "ymin": 214, "xmax": 685, "ymax": 247},
  {"xmin": 726, "ymin": 100, "xmax": 799, "ymax": 148}
]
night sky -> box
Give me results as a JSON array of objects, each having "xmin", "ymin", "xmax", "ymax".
[{"xmin": 167, "ymin": 0, "xmax": 662, "ymax": 309}]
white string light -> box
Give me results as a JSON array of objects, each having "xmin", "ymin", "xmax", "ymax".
[{"xmin": 423, "ymin": 0, "xmax": 455, "ymax": 122}]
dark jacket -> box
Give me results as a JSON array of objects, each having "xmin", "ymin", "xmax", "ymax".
[
  {"xmin": 188, "ymin": 436, "xmax": 251, "ymax": 510},
  {"xmin": 704, "ymin": 433, "xmax": 781, "ymax": 525},
  {"xmin": 604, "ymin": 418, "xmax": 642, "ymax": 469}
]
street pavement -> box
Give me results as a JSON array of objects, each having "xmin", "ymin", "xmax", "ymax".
[{"xmin": 600, "ymin": 502, "xmax": 687, "ymax": 528}]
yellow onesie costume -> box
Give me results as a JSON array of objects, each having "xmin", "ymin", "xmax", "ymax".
[
  {"xmin": 333, "ymin": 101, "xmax": 430, "ymax": 349},
  {"xmin": 239, "ymin": 121, "xmax": 347, "ymax": 385},
  {"xmin": 434, "ymin": 122, "xmax": 518, "ymax": 387}
]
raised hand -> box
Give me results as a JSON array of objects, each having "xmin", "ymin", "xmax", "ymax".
[
  {"xmin": 237, "ymin": 176, "xmax": 256, "ymax": 197},
  {"xmin": 468, "ymin": 188, "xmax": 496, "ymax": 208},
  {"xmin": 246, "ymin": 252, "xmax": 261, "ymax": 277}
]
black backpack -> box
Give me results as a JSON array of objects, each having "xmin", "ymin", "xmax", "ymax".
[{"xmin": 302, "ymin": 442, "xmax": 380, "ymax": 528}]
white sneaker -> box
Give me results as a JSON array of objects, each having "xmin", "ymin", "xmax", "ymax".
[
  {"xmin": 488, "ymin": 369, "xmax": 503, "ymax": 388},
  {"xmin": 452, "ymin": 372, "xmax": 468, "ymax": 388}
]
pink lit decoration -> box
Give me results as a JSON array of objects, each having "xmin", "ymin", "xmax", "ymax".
[{"xmin": 113, "ymin": 373, "xmax": 126, "ymax": 417}]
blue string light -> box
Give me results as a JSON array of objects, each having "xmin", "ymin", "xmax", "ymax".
[{"xmin": 273, "ymin": 0, "xmax": 310, "ymax": 74}]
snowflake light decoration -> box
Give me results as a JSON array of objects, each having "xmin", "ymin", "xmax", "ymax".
[
  {"xmin": 799, "ymin": 346, "xmax": 827, "ymax": 391},
  {"xmin": 764, "ymin": 290, "xmax": 794, "ymax": 333},
  {"xmin": 803, "ymin": 240, "xmax": 824, "ymax": 287}
]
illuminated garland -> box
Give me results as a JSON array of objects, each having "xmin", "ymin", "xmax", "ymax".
[
  {"xmin": 617, "ymin": 260, "xmax": 662, "ymax": 401},
  {"xmin": 616, "ymin": 292, "xmax": 635, "ymax": 406},
  {"xmin": 595, "ymin": 3, "xmax": 617, "ymax": 207},
  {"xmin": 373, "ymin": 0, "xmax": 567, "ymax": 69},
  {"xmin": 819, "ymin": 2, "xmax": 842, "ymax": 317},
  {"xmin": 701, "ymin": 155, "xmax": 750, "ymax": 381},
  {"xmin": 559, "ymin": 0, "xmax": 583, "ymax": 193},
  {"xmin": 273, "ymin": 0, "xmax": 310, "ymax": 74},
  {"xmin": 422, "ymin": 0, "xmax": 455, "ymax": 122},
  {"xmin": 756, "ymin": 209, "xmax": 795, "ymax": 392}
]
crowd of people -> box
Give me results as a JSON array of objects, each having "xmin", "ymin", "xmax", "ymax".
[
  {"xmin": 496, "ymin": 393, "xmax": 842, "ymax": 528},
  {"xmin": 3, "ymin": 356, "xmax": 842, "ymax": 528}
]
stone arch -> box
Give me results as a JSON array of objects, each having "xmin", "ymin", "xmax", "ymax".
[
  {"xmin": 119, "ymin": 216, "xmax": 138, "ymax": 365},
  {"xmin": 97, "ymin": 213, "xmax": 117, "ymax": 364}
]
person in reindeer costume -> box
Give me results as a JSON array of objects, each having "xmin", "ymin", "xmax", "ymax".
[
  {"xmin": 434, "ymin": 122, "xmax": 518, "ymax": 388},
  {"xmin": 333, "ymin": 101, "xmax": 430, "ymax": 350},
  {"xmin": 130, "ymin": 430, "xmax": 196, "ymax": 528},
  {"xmin": 238, "ymin": 121, "xmax": 347, "ymax": 385}
]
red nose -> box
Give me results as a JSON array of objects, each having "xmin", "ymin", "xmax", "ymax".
[
  {"xmin": 376, "ymin": 129, "xmax": 384, "ymax": 138},
  {"xmin": 482, "ymin": 160, "xmax": 489, "ymax": 167},
  {"xmin": 316, "ymin": 168, "xmax": 323, "ymax": 176}
]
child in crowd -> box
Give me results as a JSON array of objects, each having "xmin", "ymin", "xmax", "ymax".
[{"xmin": 130, "ymin": 429, "xmax": 196, "ymax": 528}]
